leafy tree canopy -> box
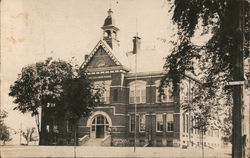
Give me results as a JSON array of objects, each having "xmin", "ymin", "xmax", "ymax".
[
  {"xmin": 9, "ymin": 57, "xmax": 101, "ymax": 130},
  {"xmin": 162, "ymin": 0, "xmax": 249, "ymax": 150},
  {"xmin": 165, "ymin": 0, "xmax": 249, "ymax": 86},
  {"xmin": 9, "ymin": 57, "xmax": 74, "ymax": 117},
  {"xmin": 0, "ymin": 110, "xmax": 12, "ymax": 144},
  {"xmin": 56, "ymin": 72, "xmax": 102, "ymax": 120}
]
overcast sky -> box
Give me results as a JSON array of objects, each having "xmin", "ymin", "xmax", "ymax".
[{"xmin": 1, "ymin": 0, "xmax": 176, "ymax": 143}]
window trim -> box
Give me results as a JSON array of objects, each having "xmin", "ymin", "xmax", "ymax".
[
  {"xmin": 139, "ymin": 114, "xmax": 146, "ymax": 132},
  {"xmin": 166, "ymin": 113, "xmax": 174, "ymax": 132},
  {"xmin": 46, "ymin": 125, "xmax": 50, "ymax": 133},
  {"xmin": 180, "ymin": 81, "xmax": 189, "ymax": 103},
  {"xmin": 167, "ymin": 122, "xmax": 174, "ymax": 132},
  {"xmin": 53, "ymin": 120, "xmax": 59, "ymax": 133},
  {"xmin": 94, "ymin": 80, "xmax": 111, "ymax": 104},
  {"xmin": 155, "ymin": 80, "xmax": 174, "ymax": 103},
  {"xmin": 129, "ymin": 81, "xmax": 146, "ymax": 104},
  {"xmin": 129, "ymin": 115, "xmax": 135, "ymax": 133},
  {"xmin": 156, "ymin": 114, "xmax": 164, "ymax": 132}
]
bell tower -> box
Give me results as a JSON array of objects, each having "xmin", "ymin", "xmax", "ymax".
[{"xmin": 101, "ymin": 9, "xmax": 119, "ymax": 49}]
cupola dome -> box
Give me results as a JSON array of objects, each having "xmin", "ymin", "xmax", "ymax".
[{"xmin": 103, "ymin": 9, "xmax": 116, "ymax": 26}]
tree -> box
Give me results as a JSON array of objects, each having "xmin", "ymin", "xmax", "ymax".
[
  {"xmin": 21, "ymin": 127, "xmax": 38, "ymax": 145},
  {"xmin": 0, "ymin": 110, "xmax": 12, "ymax": 145},
  {"xmin": 56, "ymin": 70, "xmax": 102, "ymax": 146},
  {"xmin": 9, "ymin": 57, "xmax": 101, "ymax": 145},
  {"xmin": 163, "ymin": 0, "xmax": 249, "ymax": 157},
  {"xmin": 9, "ymin": 57, "xmax": 74, "ymax": 144},
  {"xmin": 221, "ymin": 114, "xmax": 233, "ymax": 145},
  {"xmin": 182, "ymin": 83, "xmax": 232, "ymax": 157}
]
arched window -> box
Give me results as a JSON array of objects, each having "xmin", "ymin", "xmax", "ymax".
[
  {"xmin": 104, "ymin": 30, "xmax": 111, "ymax": 38},
  {"xmin": 129, "ymin": 80, "xmax": 146, "ymax": 104},
  {"xmin": 155, "ymin": 80, "xmax": 173, "ymax": 103},
  {"xmin": 91, "ymin": 115, "xmax": 109, "ymax": 132}
]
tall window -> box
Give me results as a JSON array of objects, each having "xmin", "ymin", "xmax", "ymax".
[
  {"xmin": 191, "ymin": 117, "xmax": 194, "ymax": 134},
  {"xmin": 46, "ymin": 125, "xmax": 50, "ymax": 133},
  {"xmin": 66, "ymin": 120, "xmax": 73, "ymax": 132},
  {"xmin": 183, "ymin": 113, "xmax": 189, "ymax": 133},
  {"xmin": 155, "ymin": 80, "xmax": 173, "ymax": 103},
  {"xmin": 180, "ymin": 81, "xmax": 189, "ymax": 103},
  {"xmin": 183, "ymin": 114, "xmax": 186, "ymax": 133},
  {"xmin": 129, "ymin": 115, "xmax": 135, "ymax": 132},
  {"xmin": 94, "ymin": 80, "xmax": 111, "ymax": 104},
  {"xmin": 129, "ymin": 81, "xmax": 146, "ymax": 104},
  {"xmin": 166, "ymin": 113, "xmax": 174, "ymax": 132},
  {"xmin": 194, "ymin": 118, "xmax": 198, "ymax": 134},
  {"xmin": 53, "ymin": 120, "xmax": 58, "ymax": 133},
  {"xmin": 156, "ymin": 114, "xmax": 163, "ymax": 132},
  {"xmin": 186, "ymin": 114, "xmax": 189, "ymax": 133},
  {"xmin": 139, "ymin": 114, "xmax": 146, "ymax": 132}
]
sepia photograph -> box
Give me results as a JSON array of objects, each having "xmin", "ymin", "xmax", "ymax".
[{"xmin": 1, "ymin": 0, "xmax": 250, "ymax": 157}]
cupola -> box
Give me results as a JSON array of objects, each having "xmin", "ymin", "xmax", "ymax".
[{"xmin": 101, "ymin": 9, "xmax": 120, "ymax": 49}]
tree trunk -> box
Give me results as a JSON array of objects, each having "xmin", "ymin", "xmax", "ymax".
[
  {"xmin": 201, "ymin": 129, "xmax": 204, "ymax": 158},
  {"xmin": 231, "ymin": 0, "xmax": 244, "ymax": 157},
  {"xmin": 74, "ymin": 119, "xmax": 79, "ymax": 146},
  {"xmin": 73, "ymin": 119, "xmax": 79, "ymax": 158},
  {"xmin": 35, "ymin": 113, "xmax": 41, "ymax": 145},
  {"xmin": 39, "ymin": 107, "xmax": 46, "ymax": 145}
]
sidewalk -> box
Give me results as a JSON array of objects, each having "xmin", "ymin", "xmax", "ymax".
[{"xmin": 0, "ymin": 145, "xmax": 231, "ymax": 158}]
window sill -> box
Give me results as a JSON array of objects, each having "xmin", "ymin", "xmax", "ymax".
[
  {"xmin": 129, "ymin": 102, "xmax": 146, "ymax": 105},
  {"xmin": 156, "ymin": 101, "xmax": 174, "ymax": 104},
  {"xmin": 156, "ymin": 131, "xmax": 163, "ymax": 133}
]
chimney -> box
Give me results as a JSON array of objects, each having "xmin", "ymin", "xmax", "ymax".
[
  {"xmin": 132, "ymin": 35, "xmax": 141, "ymax": 54},
  {"xmin": 84, "ymin": 54, "xmax": 89, "ymax": 60}
]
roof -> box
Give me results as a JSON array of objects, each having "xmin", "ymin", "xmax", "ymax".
[
  {"xmin": 80, "ymin": 40, "xmax": 130, "ymax": 71},
  {"xmin": 81, "ymin": 39, "xmax": 202, "ymax": 84},
  {"xmin": 81, "ymin": 39, "xmax": 166, "ymax": 73},
  {"xmin": 103, "ymin": 9, "xmax": 117, "ymax": 27},
  {"xmin": 103, "ymin": 16, "xmax": 115, "ymax": 26}
]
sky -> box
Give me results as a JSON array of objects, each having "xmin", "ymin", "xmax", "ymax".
[{"xmin": 1, "ymin": 0, "xmax": 175, "ymax": 144}]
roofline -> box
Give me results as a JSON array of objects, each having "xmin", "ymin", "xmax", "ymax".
[
  {"xmin": 85, "ymin": 65, "xmax": 130, "ymax": 73},
  {"xmin": 80, "ymin": 40, "xmax": 122, "ymax": 69},
  {"xmin": 101, "ymin": 25, "xmax": 119, "ymax": 31},
  {"xmin": 126, "ymin": 71, "xmax": 166, "ymax": 78}
]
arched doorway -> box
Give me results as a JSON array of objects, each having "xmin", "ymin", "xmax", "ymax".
[{"xmin": 91, "ymin": 115, "xmax": 109, "ymax": 138}]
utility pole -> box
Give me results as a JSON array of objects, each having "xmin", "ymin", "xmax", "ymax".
[
  {"xmin": 20, "ymin": 123, "xmax": 22, "ymax": 145},
  {"xmin": 231, "ymin": 0, "xmax": 245, "ymax": 157},
  {"xmin": 133, "ymin": 18, "xmax": 138, "ymax": 153},
  {"xmin": 188, "ymin": 79, "xmax": 191, "ymax": 147},
  {"xmin": 134, "ymin": 42, "xmax": 138, "ymax": 153},
  {"xmin": 74, "ymin": 127, "xmax": 77, "ymax": 158}
]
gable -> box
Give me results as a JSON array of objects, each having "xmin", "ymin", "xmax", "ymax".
[
  {"xmin": 81, "ymin": 40, "xmax": 127, "ymax": 70},
  {"xmin": 85, "ymin": 46, "xmax": 118, "ymax": 69}
]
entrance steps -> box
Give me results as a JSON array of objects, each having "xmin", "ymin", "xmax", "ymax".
[{"xmin": 83, "ymin": 138, "xmax": 103, "ymax": 146}]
